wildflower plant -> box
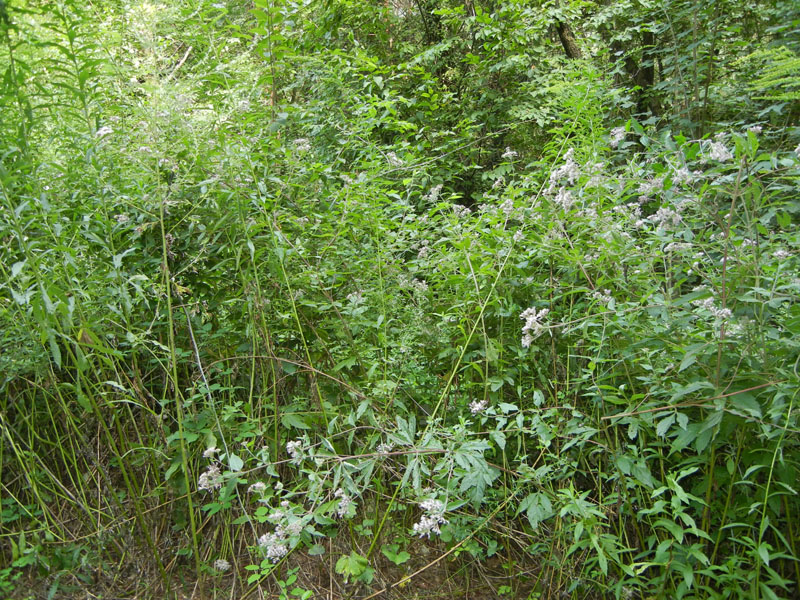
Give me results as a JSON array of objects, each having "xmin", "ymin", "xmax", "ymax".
[{"xmin": 2, "ymin": 1, "xmax": 799, "ymax": 598}]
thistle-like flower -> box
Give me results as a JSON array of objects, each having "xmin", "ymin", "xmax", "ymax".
[
  {"xmin": 286, "ymin": 439, "xmax": 303, "ymax": 461},
  {"xmin": 258, "ymin": 532, "xmax": 288, "ymax": 562},
  {"xmin": 198, "ymin": 465, "xmax": 223, "ymax": 491},
  {"xmin": 248, "ymin": 481, "xmax": 267, "ymax": 494},
  {"xmin": 213, "ymin": 558, "xmax": 231, "ymax": 572},
  {"xmin": 470, "ymin": 399, "xmax": 488, "ymax": 414},
  {"xmin": 334, "ymin": 488, "xmax": 352, "ymax": 518},
  {"xmin": 520, "ymin": 307, "xmax": 550, "ymax": 348},
  {"xmin": 413, "ymin": 499, "xmax": 448, "ymax": 538},
  {"xmin": 707, "ymin": 138, "xmax": 733, "ymax": 162},
  {"xmin": 609, "ymin": 127, "xmax": 626, "ymax": 148}
]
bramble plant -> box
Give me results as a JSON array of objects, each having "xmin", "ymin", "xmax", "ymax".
[{"xmin": 1, "ymin": 0, "xmax": 799, "ymax": 599}]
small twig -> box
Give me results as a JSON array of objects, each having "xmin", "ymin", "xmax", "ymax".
[
  {"xmin": 601, "ymin": 381, "xmax": 780, "ymax": 420},
  {"xmin": 165, "ymin": 45, "xmax": 192, "ymax": 81}
]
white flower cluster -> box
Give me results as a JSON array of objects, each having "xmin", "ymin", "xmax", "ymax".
[
  {"xmin": 520, "ymin": 307, "xmax": 549, "ymax": 348},
  {"xmin": 413, "ymin": 499, "xmax": 448, "ymax": 538},
  {"xmin": 469, "ymin": 399, "xmax": 488, "ymax": 414},
  {"xmin": 411, "ymin": 278, "xmax": 428, "ymax": 293},
  {"xmin": 198, "ymin": 465, "xmax": 223, "ymax": 492},
  {"xmin": 664, "ymin": 242, "xmax": 692, "ymax": 253},
  {"xmin": 376, "ymin": 442, "xmax": 394, "ymax": 455},
  {"xmin": 258, "ymin": 530, "xmax": 289, "ymax": 562},
  {"xmin": 706, "ymin": 135, "xmax": 733, "ymax": 162},
  {"xmin": 501, "ymin": 147, "xmax": 518, "ymax": 160},
  {"xmin": 773, "ymin": 249, "xmax": 790, "ymax": 260},
  {"xmin": 452, "ymin": 204, "xmax": 472, "ymax": 219},
  {"xmin": 213, "ymin": 558, "xmax": 231, "ymax": 572},
  {"xmin": 286, "ymin": 439, "xmax": 303, "ymax": 461},
  {"xmin": 386, "ymin": 151, "xmax": 403, "ymax": 167},
  {"xmin": 334, "ymin": 488, "xmax": 352, "ymax": 518},
  {"xmin": 95, "ymin": 125, "xmax": 113, "ymax": 138},
  {"xmin": 424, "ymin": 184, "xmax": 443, "ymax": 203},
  {"xmin": 671, "ymin": 166, "xmax": 696, "ymax": 185},
  {"xmin": 346, "ymin": 290, "xmax": 364, "ymax": 304},
  {"xmin": 592, "ymin": 289, "xmax": 613, "ymax": 305},
  {"xmin": 500, "ymin": 198, "xmax": 514, "ymax": 218},
  {"xmin": 609, "ymin": 127, "xmax": 626, "ymax": 148},
  {"xmin": 693, "ymin": 297, "xmax": 732, "ymax": 321},
  {"xmin": 549, "ymin": 148, "xmax": 580, "ymax": 188},
  {"xmin": 795, "ymin": 143, "xmax": 800, "ymax": 159},
  {"xmin": 293, "ymin": 138, "xmax": 311, "ymax": 153},
  {"xmin": 748, "ymin": 125, "xmax": 762, "ymax": 135},
  {"xmin": 203, "ymin": 446, "xmax": 219, "ymax": 458},
  {"xmin": 637, "ymin": 176, "xmax": 664, "ymax": 197},
  {"xmin": 649, "ymin": 206, "xmax": 682, "ymax": 231},
  {"xmin": 248, "ymin": 481, "xmax": 267, "ymax": 494},
  {"xmin": 553, "ymin": 187, "xmax": 574, "ymax": 212}
]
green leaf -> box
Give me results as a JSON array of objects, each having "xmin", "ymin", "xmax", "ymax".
[
  {"xmin": 281, "ymin": 413, "xmax": 311, "ymax": 430},
  {"xmin": 729, "ymin": 392, "xmax": 761, "ymax": 418},
  {"xmin": 381, "ymin": 544, "xmax": 410, "ymax": 565},
  {"xmin": 757, "ymin": 542, "xmax": 771, "ymax": 566},
  {"xmin": 228, "ymin": 453, "xmax": 244, "ymax": 472},
  {"xmin": 335, "ymin": 552, "xmax": 368, "ymax": 582},
  {"xmin": 656, "ymin": 413, "xmax": 676, "ymax": 438}
]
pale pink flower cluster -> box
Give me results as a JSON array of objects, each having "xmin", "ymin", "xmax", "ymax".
[
  {"xmin": 376, "ymin": 441, "xmax": 394, "ymax": 455},
  {"xmin": 706, "ymin": 135, "xmax": 733, "ymax": 162},
  {"xmin": 773, "ymin": 249, "xmax": 790, "ymax": 260},
  {"xmin": 258, "ymin": 530, "xmax": 288, "ymax": 562},
  {"xmin": 520, "ymin": 307, "xmax": 549, "ymax": 348},
  {"xmin": 501, "ymin": 147, "xmax": 518, "ymax": 160},
  {"xmin": 609, "ymin": 127, "xmax": 626, "ymax": 148},
  {"xmin": 553, "ymin": 187, "xmax": 574, "ymax": 211},
  {"xmin": 248, "ymin": 481, "xmax": 267, "ymax": 494},
  {"xmin": 334, "ymin": 488, "xmax": 352, "ymax": 518},
  {"xmin": 198, "ymin": 465, "xmax": 222, "ymax": 492},
  {"xmin": 453, "ymin": 204, "xmax": 472, "ymax": 218},
  {"xmin": 592, "ymin": 289, "xmax": 612, "ymax": 305},
  {"xmin": 693, "ymin": 297, "xmax": 732, "ymax": 320},
  {"xmin": 549, "ymin": 148, "xmax": 580, "ymax": 187},
  {"xmin": 386, "ymin": 151, "xmax": 403, "ymax": 167},
  {"xmin": 413, "ymin": 499, "xmax": 448, "ymax": 538},
  {"xmin": 213, "ymin": 558, "xmax": 231, "ymax": 572},
  {"xmin": 286, "ymin": 439, "xmax": 303, "ymax": 461},
  {"xmin": 424, "ymin": 184, "xmax": 443, "ymax": 203},
  {"xmin": 470, "ymin": 399, "xmax": 488, "ymax": 414}
]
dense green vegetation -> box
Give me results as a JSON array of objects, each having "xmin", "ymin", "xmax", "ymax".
[{"xmin": 1, "ymin": 0, "xmax": 799, "ymax": 598}]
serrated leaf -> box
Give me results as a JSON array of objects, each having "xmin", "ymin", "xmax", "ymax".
[
  {"xmin": 729, "ymin": 392, "xmax": 761, "ymax": 418},
  {"xmin": 491, "ymin": 430, "xmax": 506, "ymax": 450},
  {"xmin": 656, "ymin": 413, "xmax": 676, "ymax": 438}
]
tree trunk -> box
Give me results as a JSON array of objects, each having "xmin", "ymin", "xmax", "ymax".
[{"xmin": 556, "ymin": 21, "xmax": 582, "ymax": 59}]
